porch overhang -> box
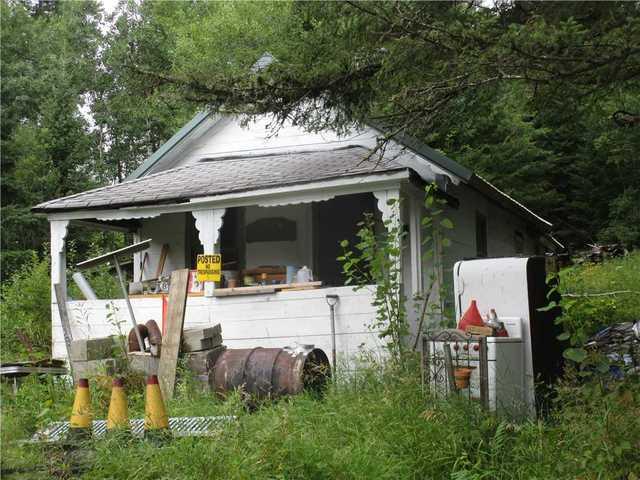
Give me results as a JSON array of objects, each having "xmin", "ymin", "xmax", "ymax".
[{"xmin": 39, "ymin": 170, "xmax": 411, "ymax": 222}]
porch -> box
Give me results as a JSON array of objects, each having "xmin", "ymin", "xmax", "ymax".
[{"xmin": 47, "ymin": 170, "xmax": 431, "ymax": 366}]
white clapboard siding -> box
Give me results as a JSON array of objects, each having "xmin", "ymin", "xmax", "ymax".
[{"xmin": 52, "ymin": 286, "xmax": 383, "ymax": 366}]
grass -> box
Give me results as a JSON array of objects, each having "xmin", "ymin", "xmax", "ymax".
[
  {"xmin": 2, "ymin": 364, "xmax": 639, "ymax": 480},
  {"xmin": 2, "ymin": 253, "xmax": 639, "ymax": 479},
  {"xmin": 559, "ymin": 251, "xmax": 640, "ymax": 333}
]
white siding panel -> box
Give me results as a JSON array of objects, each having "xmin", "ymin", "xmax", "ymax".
[{"xmin": 52, "ymin": 286, "xmax": 382, "ymax": 367}]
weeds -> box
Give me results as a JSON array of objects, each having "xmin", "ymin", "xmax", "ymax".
[{"xmin": 2, "ymin": 360, "xmax": 638, "ymax": 479}]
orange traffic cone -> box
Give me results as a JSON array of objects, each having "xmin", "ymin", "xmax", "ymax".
[
  {"xmin": 68, "ymin": 378, "xmax": 92, "ymax": 440},
  {"xmin": 144, "ymin": 375, "xmax": 169, "ymax": 437},
  {"xmin": 107, "ymin": 377, "xmax": 129, "ymax": 432},
  {"xmin": 457, "ymin": 299, "xmax": 485, "ymax": 331}
]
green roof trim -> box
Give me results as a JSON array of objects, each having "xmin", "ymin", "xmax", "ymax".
[{"xmin": 125, "ymin": 111, "xmax": 212, "ymax": 181}]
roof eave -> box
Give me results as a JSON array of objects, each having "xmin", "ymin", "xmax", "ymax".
[
  {"xmin": 34, "ymin": 168, "xmax": 410, "ymax": 217},
  {"xmin": 468, "ymin": 174, "xmax": 553, "ymax": 231},
  {"xmin": 125, "ymin": 111, "xmax": 215, "ymax": 181}
]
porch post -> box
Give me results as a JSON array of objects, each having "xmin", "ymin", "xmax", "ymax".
[
  {"xmin": 373, "ymin": 189, "xmax": 402, "ymax": 281},
  {"xmin": 192, "ymin": 208, "xmax": 226, "ymax": 297},
  {"xmin": 50, "ymin": 220, "xmax": 69, "ymax": 303}
]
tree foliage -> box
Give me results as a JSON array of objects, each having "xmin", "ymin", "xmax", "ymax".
[
  {"xmin": 127, "ymin": 1, "xmax": 640, "ymax": 248},
  {"xmin": 1, "ymin": 0, "xmax": 639, "ymax": 284}
]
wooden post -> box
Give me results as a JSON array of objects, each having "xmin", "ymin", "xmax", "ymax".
[
  {"xmin": 53, "ymin": 283, "xmax": 74, "ymax": 378},
  {"xmin": 157, "ymin": 269, "xmax": 190, "ymax": 401}
]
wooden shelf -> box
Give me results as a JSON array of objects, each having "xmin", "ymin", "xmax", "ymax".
[{"xmin": 128, "ymin": 281, "xmax": 323, "ymax": 299}]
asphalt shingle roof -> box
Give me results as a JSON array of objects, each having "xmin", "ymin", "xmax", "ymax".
[{"xmin": 33, "ymin": 146, "xmax": 406, "ymax": 213}]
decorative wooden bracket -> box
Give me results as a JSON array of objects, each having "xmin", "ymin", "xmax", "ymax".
[{"xmin": 192, "ymin": 209, "xmax": 226, "ymax": 297}]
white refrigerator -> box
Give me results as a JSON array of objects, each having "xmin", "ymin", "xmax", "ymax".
[{"xmin": 452, "ymin": 256, "xmax": 563, "ymax": 418}]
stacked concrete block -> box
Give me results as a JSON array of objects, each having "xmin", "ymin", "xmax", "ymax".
[
  {"xmin": 181, "ymin": 325, "xmax": 222, "ymax": 353},
  {"xmin": 181, "ymin": 324, "xmax": 224, "ymax": 390},
  {"xmin": 70, "ymin": 336, "xmax": 160, "ymax": 379},
  {"xmin": 70, "ymin": 337, "xmax": 120, "ymax": 380}
]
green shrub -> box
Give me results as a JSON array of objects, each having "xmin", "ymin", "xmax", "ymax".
[
  {"xmin": 0, "ymin": 254, "xmax": 51, "ymax": 361},
  {"xmin": 553, "ymin": 252, "xmax": 640, "ymax": 365}
]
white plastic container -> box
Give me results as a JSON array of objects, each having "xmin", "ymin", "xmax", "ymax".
[{"xmin": 296, "ymin": 266, "xmax": 313, "ymax": 283}]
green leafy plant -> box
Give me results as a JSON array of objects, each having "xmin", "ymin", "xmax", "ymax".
[
  {"xmin": 413, "ymin": 183, "xmax": 455, "ymax": 343},
  {"xmin": 338, "ymin": 183, "xmax": 454, "ymax": 363},
  {"xmin": 338, "ymin": 197, "xmax": 407, "ymax": 363}
]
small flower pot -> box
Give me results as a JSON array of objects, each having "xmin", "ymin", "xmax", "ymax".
[{"xmin": 454, "ymin": 367, "xmax": 473, "ymax": 389}]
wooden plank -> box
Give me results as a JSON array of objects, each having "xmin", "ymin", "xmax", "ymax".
[
  {"xmin": 182, "ymin": 325, "xmax": 221, "ymax": 341},
  {"xmin": 128, "ymin": 282, "xmax": 322, "ymax": 299},
  {"xmin": 157, "ymin": 269, "xmax": 190, "ymax": 401},
  {"xmin": 465, "ymin": 325, "xmax": 493, "ymax": 337},
  {"xmin": 69, "ymin": 337, "xmax": 117, "ymax": 361},
  {"xmin": 53, "ymin": 283, "xmax": 74, "ymax": 378},
  {"xmin": 181, "ymin": 335, "xmax": 222, "ymax": 353},
  {"xmin": 213, "ymin": 286, "xmax": 276, "ymax": 297}
]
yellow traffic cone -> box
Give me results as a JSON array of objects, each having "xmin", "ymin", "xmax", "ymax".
[
  {"xmin": 106, "ymin": 377, "xmax": 129, "ymax": 431},
  {"xmin": 68, "ymin": 378, "xmax": 92, "ymax": 440},
  {"xmin": 144, "ymin": 375, "xmax": 169, "ymax": 436}
]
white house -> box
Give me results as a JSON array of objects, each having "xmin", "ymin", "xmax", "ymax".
[{"xmin": 33, "ymin": 112, "xmax": 555, "ymax": 365}]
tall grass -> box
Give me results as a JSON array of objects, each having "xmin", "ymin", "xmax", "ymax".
[
  {"xmin": 2, "ymin": 254, "xmax": 639, "ymax": 478},
  {"xmin": 2, "ymin": 362, "xmax": 638, "ymax": 480}
]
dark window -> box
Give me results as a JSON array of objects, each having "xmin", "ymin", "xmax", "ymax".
[
  {"xmin": 245, "ymin": 217, "xmax": 296, "ymax": 243},
  {"xmin": 475, "ymin": 212, "xmax": 487, "ymax": 258},
  {"xmin": 313, "ymin": 193, "xmax": 378, "ymax": 286}
]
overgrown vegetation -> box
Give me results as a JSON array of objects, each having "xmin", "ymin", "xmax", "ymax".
[
  {"xmin": 2, "ymin": 358, "xmax": 638, "ymax": 479},
  {"xmin": 553, "ymin": 251, "xmax": 640, "ymax": 371},
  {"xmin": 0, "ymin": 251, "xmax": 121, "ymax": 362},
  {"xmin": 338, "ymin": 184, "xmax": 454, "ymax": 364},
  {"xmin": 0, "ymin": 254, "xmax": 51, "ymax": 361},
  {"xmin": 2, "ymin": 254, "xmax": 638, "ymax": 479}
]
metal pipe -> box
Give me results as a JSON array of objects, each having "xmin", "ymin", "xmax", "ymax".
[
  {"xmin": 72, "ymin": 272, "xmax": 97, "ymax": 300},
  {"xmin": 443, "ymin": 343, "xmax": 457, "ymax": 395},
  {"xmin": 478, "ymin": 337, "xmax": 489, "ymax": 410},
  {"xmin": 113, "ymin": 256, "xmax": 144, "ymax": 352},
  {"xmin": 325, "ymin": 294, "xmax": 339, "ymax": 374}
]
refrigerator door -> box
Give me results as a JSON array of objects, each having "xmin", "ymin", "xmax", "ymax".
[{"xmin": 453, "ymin": 257, "xmax": 537, "ymax": 417}]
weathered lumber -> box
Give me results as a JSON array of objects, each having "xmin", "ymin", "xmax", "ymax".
[
  {"xmin": 183, "ymin": 346, "xmax": 226, "ymax": 375},
  {"xmin": 157, "ymin": 269, "xmax": 190, "ymax": 401},
  {"xmin": 181, "ymin": 335, "xmax": 222, "ymax": 353},
  {"xmin": 128, "ymin": 352, "xmax": 160, "ymax": 375},
  {"xmin": 53, "ymin": 283, "xmax": 74, "ymax": 377},
  {"xmin": 181, "ymin": 325, "xmax": 223, "ymax": 353},
  {"xmin": 182, "ymin": 325, "xmax": 221, "ymax": 342}
]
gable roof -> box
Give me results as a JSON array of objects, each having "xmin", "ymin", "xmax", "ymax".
[
  {"xmin": 126, "ymin": 111, "xmax": 214, "ymax": 180},
  {"xmin": 33, "ymin": 146, "xmax": 406, "ymax": 213},
  {"xmin": 34, "ymin": 111, "xmax": 552, "ymax": 230}
]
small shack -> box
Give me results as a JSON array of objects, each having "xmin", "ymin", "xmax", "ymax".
[{"xmin": 33, "ymin": 113, "xmax": 555, "ymax": 366}]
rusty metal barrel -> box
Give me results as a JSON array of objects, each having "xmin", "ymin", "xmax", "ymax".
[{"xmin": 211, "ymin": 345, "xmax": 331, "ymax": 399}]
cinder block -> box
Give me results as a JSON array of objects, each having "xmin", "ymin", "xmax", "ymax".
[
  {"xmin": 183, "ymin": 346, "xmax": 226, "ymax": 375},
  {"xmin": 70, "ymin": 336, "xmax": 119, "ymax": 361},
  {"xmin": 73, "ymin": 358, "xmax": 117, "ymax": 379},
  {"xmin": 127, "ymin": 353, "xmax": 160, "ymax": 375},
  {"xmin": 181, "ymin": 324, "xmax": 223, "ymax": 352}
]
